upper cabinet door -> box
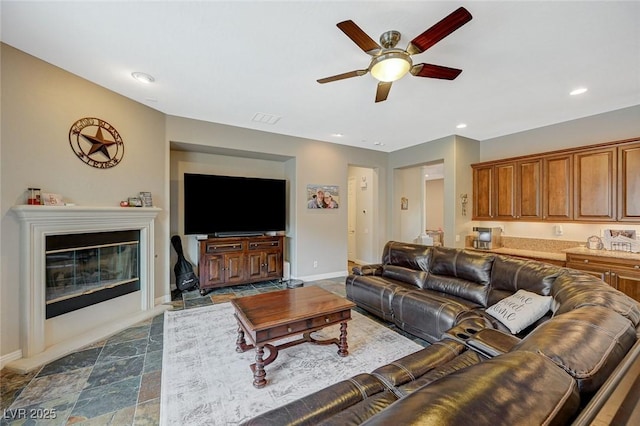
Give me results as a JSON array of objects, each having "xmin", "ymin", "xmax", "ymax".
[
  {"xmin": 517, "ymin": 159, "xmax": 542, "ymax": 220},
  {"xmin": 574, "ymin": 147, "xmax": 617, "ymax": 221},
  {"xmin": 618, "ymin": 142, "xmax": 640, "ymax": 221},
  {"xmin": 473, "ymin": 165, "xmax": 493, "ymax": 220},
  {"xmin": 543, "ymin": 154, "xmax": 573, "ymax": 221},
  {"xmin": 494, "ymin": 163, "xmax": 516, "ymax": 220}
]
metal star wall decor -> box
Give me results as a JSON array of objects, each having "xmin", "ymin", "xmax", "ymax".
[{"xmin": 68, "ymin": 117, "xmax": 124, "ymax": 168}]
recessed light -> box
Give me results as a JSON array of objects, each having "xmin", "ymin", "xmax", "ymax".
[
  {"xmin": 373, "ymin": 142, "xmax": 385, "ymax": 146},
  {"xmin": 131, "ymin": 72, "xmax": 155, "ymax": 84},
  {"xmin": 570, "ymin": 87, "xmax": 588, "ymax": 96},
  {"xmin": 456, "ymin": 123, "xmax": 467, "ymax": 129},
  {"xmin": 331, "ymin": 133, "xmax": 343, "ymax": 138}
]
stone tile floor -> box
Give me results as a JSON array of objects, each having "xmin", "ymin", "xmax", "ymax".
[{"xmin": 1, "ymin": 277, "xmax": 427, "ymax": 425}]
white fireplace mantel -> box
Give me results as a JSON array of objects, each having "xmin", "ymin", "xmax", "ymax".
[{"xmin": 9, "ymin": 205, "xmax": 168, "ymax": 372}]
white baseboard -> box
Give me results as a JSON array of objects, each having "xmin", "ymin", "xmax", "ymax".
[
  {"xmin": 296, "ymin": 270, "xmax": 348, "ymax": 282},
  {"xmin": 156, "ymin": 294, "xmax": 172, "ymax": 305},
  {"xmin": 1, "ymin": 349, "xmax": 23, "ymax": 370}
]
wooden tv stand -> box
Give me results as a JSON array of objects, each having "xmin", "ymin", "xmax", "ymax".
[{"xmin": 198, "ymin": 235, "xmax": 284, "ymax": 295}]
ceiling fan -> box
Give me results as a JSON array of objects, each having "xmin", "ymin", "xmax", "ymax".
[{"xmin": 317, "ymin": 7, "xmax": 472, "ymax": 102}]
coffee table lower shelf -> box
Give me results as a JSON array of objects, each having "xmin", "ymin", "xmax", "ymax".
[{"xmin": 235, "ymin": 322, "xmax": 350, "ymax": 388}]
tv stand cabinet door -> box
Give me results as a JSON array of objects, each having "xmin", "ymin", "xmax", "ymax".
[
  {"xmin": 224, "ymin": 253, "xmax": 246, "ymax": 285},
  {"xmin": 247, "ymin": 237, "xmax": 283, "ymax": 281},
  {"xmin": 200, "ymin": 254, "xmax": 226, "ymax": 288},
  {"xmin": 264, "ymin": 250, "xmax": 282, "ymax": 278}
]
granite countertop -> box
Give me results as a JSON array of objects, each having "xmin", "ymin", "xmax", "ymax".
[
  {"xmin": 562, "ymin": 246, "xmax": 640, "ymax": 261},
  {"xmin": 485, "ymin": 247, "xmax": 567, "ymax": 262}
]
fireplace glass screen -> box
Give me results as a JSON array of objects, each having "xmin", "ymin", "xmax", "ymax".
[{"xmin": 45, "ymin": 230, "xmax": 140, "ymax": 318}]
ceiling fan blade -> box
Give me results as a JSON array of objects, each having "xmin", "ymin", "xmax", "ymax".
[
  {"xmin": 411, "ymin": 63, "xmax": 462, "ymax": 80},
  {"xmin": 337, "ymin": 20, "xmax": 382, "ymax": 55},
  {"xmin": 407, "ymin": 7, "xmax": 472, "ymax": 55},
  {"xmin": 375, "ymin": 81, "xmax": 392, "ymax": 103},
  {"xmin": 317, "ymin": 69, "xmax": 368, "ymax": 84}
]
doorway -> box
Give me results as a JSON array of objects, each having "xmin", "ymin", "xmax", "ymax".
[{"xmin": 347, "ymin": 166, "xmax": 376, "ymax": 266}]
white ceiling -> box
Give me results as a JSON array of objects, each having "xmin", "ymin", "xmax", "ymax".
[{"xmin": 1, "ymin": 1, "xmax": 639, "ymax": 153}]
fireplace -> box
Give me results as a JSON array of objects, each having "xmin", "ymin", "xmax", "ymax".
[
  {"xmin": 45, "ymin": 230, "xmax": 141, "ymax": 319},
  {"xmin": 9, "ymin": 205, "xmax": 168, "ymax": 373}
]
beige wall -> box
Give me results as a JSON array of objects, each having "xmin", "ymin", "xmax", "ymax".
[
  {"xmin": 165, "ymin": 116, "xmax": 389, "ymax": 280},
  {"xmin": 480, "ymin": 105, "xmax": 640, "ymax": 162},
  {"xmin": 425, "ymin": 179, "xmax": 444, "ymax": 230},
  {"xmin": 1, "ymin": 44, "xmax": 169, "ymax": 358},
  {"xmin": 389, "ymin": 135, "xmax": 481, "ymax": 247}
]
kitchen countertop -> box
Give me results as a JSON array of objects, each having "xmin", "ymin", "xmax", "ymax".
[
  {"xmin": 482, "ymin": 247, "xmax": 567, "ymax": 262},
  {"xmin": 562, "ymin": 246, "xmax": 640, "ymax": 261}
]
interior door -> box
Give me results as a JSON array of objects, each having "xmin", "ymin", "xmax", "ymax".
[{"xmin": 348, "ymin": 176, "xmax": 357, "ymax": 262}]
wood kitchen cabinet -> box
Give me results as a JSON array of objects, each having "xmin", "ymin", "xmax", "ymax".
[
  {"xmin": 618, "ymin": 142, "xmax": 640, "ymax": 221},
  {"xmin": 199, "ymin": 235, "xmax": 283, "ymax": 295},
  {"xmin": 516, "ymin": 159, "xmax": 542, "ymax": 220},
  {"xmin": 472, "ymin": 137, "xmax": 640, "ymax": 223},
  {"xmin": 543, "ymin": 154, "xmax": 573, "ymax": 220},
  {"xmin": 473, "ymin": 164, "xmax": 494, "ymax": 220},
  {"xmin": 493, "ymin": 162, "xmax": 516, "ymax": 220},
  {"xmin": 566, "ymin": 253, "xmax": 640, "ymax": 303},
  {"xmin": 573, "ymin": 147, "xmax": 616, "ymax": 221},
  {"xmin": 472, "ymin": 159, "xmax": 541, "ymax": 220}
]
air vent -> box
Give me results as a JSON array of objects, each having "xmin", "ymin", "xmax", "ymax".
[{"xmin": 252, "ymin": 112, "xmax": 281, "ymax": 125}]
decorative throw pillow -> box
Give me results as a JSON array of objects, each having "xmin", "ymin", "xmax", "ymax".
[{"xmin": 486, "ymin": 290, "xmax": 552, "ymax": 334}]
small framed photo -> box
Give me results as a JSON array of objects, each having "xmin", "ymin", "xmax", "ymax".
[
  {"xmin": 401, "ymin": 197, "xmax": 408, "ymax": 210},
  {"xmin": 307, "ymin": 184, "xmax": 340, "ymax": 209},
  {"xmin": 128, "ymin": 197, "xmax": 143, "ymax": 207},
  {"xmin": 139, "ymin": 192, "xmax": 153, "ymax": 207},
  {"xmin": 42, "ymin": 193, "xmax": 64, "ymax": 206}
]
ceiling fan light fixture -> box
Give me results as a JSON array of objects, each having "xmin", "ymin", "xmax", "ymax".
[{"xmin": 370, "ymin": 52, "xmax": 412, "ymax": 82}]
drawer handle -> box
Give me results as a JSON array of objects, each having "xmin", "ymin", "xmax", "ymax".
[
  {"xmin": 635, "ymin": 265, "xmax": 639, "ymax": 269},
  {"xmin": 325, "ymin": 317, "xmax": 330, "ymax": 323},
  {"xmin": 287, "ymin": 327, "xmax": 292, "ymax": 333},
  {"xmin": 583, "ymin": 259, "xmax": 589, "ymax": 264}
]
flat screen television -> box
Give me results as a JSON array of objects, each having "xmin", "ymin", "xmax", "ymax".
[{"xmin": 183, "ymin": 173, "xmax": 286, "ymax": 236}]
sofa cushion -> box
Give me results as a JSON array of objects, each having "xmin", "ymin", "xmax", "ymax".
[
  {"xmin": 371, "ymin": 339, "xmax": 466, "ymax": 390},
  {"xmin": 360, "ymin": 351, "xmax": 580, "ymax": 426},
  {"xmin": 382, "ymin": 241, "xmax": 432, "ymax": 271},
  {"xmin": 486, "ymin": 289, "xmax": 552, "ymax": 334},
  {"xmin": 552, "ymin": 271, "xmax": 640, "ymax": 326},
  {"xmin": 424, "ymin": 274, "xmax": 491, "ymax": 306},
  {"xmin": 382, "ymin": 265, "xmax": 428, "ymax": 289},
  {"xmin": 430, "ymin": 247, "xmax": 494, "ymax": 286},
  {"xmin": 489, "ymin": 255, "xmax": 561, "ymax": 305},
  {"xmin": 241, "ymin": 373, "xmax": 388, "ymax": 426},
  {"xmin": 390, "ymin": 288, "xmax": 479, "ymax": 343},
  {"xmin": 346, "ymin": 275, "xmax": 402, "ymax": 321},
  {"xmin": 513, "ymin": 306, "xmax": 637, "ymax": 394}
]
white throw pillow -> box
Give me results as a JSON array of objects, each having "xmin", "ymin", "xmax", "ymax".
[{"xmin": 486, "ymin": 289, "xmax": 552, "ymax": 334}]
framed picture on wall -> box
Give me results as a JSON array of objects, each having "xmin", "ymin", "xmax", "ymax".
[
  {"xmin": 307, "ymin": 184, "xmax": 340, "ymax": 209},
  {"xmin": 401, "ymin": 197, "xmax": 408, "ymax": 210}
]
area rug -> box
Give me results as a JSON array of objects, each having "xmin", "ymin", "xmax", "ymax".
[{"xmin": 159, "ymin": 301, "xmax": 423, "ymax": 425}]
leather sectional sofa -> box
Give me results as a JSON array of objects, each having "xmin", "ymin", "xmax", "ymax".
[{"xmin": 244, "ymin": 242, "xmax": 640, "ymax": 425}]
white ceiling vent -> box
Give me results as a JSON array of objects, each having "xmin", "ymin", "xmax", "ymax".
[{"xmin": 252, "ymin": 112, "xmax": 281, "ymax": 125}]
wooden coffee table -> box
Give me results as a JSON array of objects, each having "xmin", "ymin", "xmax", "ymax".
[{"xmin": 231, "ymin": 286, "xmax": 356, "ymax": 388}]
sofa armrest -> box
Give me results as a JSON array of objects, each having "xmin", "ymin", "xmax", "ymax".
[
  {"xmin": 466, "ymin": 328, "xmax": 520, "ymax": 358},
  {"xmin": 352, "ymin": 263, "xmax": 384, "ymax": 276}
]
